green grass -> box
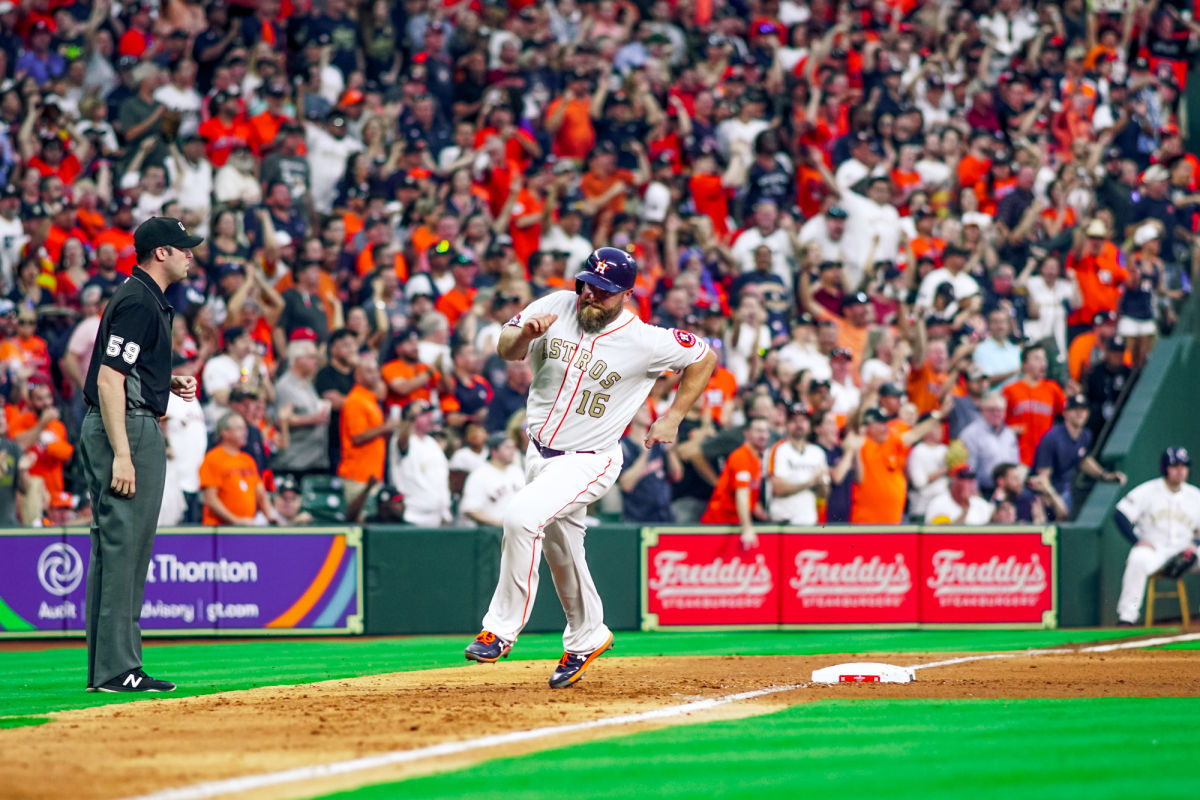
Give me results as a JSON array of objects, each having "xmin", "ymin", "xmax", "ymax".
[
  {"xmin": 0, "ymin": 628, "xmax": 1174, "ymax": 720},
  {"xmin": 318, "ymin": 698, "xmax": 1200, "ymax": 800},
  {"xmin": 1159, "ymin": 639, "xmax": 1200, "ymax": 650},
  {"xmin": 0, "ymin": 716, "xmax": 50, "ymax": 730}
]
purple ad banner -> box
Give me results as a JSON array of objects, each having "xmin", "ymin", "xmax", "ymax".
[{"xmin": 0, "ymin": 528, "xmax": 362, "ymax": 636}]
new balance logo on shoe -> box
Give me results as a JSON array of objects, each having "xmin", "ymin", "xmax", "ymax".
[{"xmin": 96, "ymin": 668, "xmax": 176, "ymax": 693}]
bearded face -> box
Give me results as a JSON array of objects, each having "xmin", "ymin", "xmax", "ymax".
[{"xmin": 576, "ymin": 284, "xmax": 626, "ymax": 333}]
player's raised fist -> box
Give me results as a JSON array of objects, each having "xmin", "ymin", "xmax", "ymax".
[{"xmin": 523, "ymin": 313, "xmax": 558, "ymax": 336}]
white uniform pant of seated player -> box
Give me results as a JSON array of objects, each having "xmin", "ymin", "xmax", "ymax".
[
  {"xmin": 482, "ymin": 443, "xmax": 621, "ymax": 655},
  {"xmin": 1118, "ymin": 544, "xmax": 1200, "ymax": 623}
]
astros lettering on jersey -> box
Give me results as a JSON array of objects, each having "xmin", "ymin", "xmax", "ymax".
[
  {"xmin": 1116, "ymin": 478, "xmax": 1200, "ymax": 552},
  {"xmin": 510, "ymin": 291, "xmax": 711, "ymax": 453}
]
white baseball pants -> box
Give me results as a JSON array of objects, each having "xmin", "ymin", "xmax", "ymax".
[
  {"xmin": 1117, "ymin": 544, "xmax": 1199, "ymax": 623},
  {"xmin": 481, "ymin": 444, "xmax": 620, "ymax": 654}
]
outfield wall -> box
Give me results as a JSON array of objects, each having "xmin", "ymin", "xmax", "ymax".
[
  {"xmin": 1065, "ymin": 334, "xmax": 1200, "ymax": 627},
  {"xmin": 3, "ymin": 331, "xmax": 1197, "ymax": 636}
]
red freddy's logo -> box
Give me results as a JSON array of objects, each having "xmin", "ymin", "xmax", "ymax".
[
  {"xmin": 649, "ymin": 550, "xmax": 773, "ymax": 598},
  {"xmin": 926, "ymin": 549, "xmax": 1047, "ymax": 596},
  {"xmin": 673, "ymin": 329, "xmax": 697, "ymax": 348},
  {"xmin": 789, "ymin": 550, "xmax": 913, "ymax": 597},
  {"xmin": 839, "ymin": 674, "xmax": 880, "ymax": 683}
]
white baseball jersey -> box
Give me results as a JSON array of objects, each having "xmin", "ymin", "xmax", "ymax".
[
  {"xmin": 1115, "ymin": 478, "xmax": 1200, "ymax": 552},
  {"xmin": 512, "ymin": 291, "xmax": 710, "ymax": 453},
  {"xmin": 766, "ymin": 438, "xmax": 827, "ymax": 525},
  {"xmin": 459, "ymin": 461, "xmax": 526, "ymax": 526}
]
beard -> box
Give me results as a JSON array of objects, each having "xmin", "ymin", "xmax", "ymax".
[{"xmin": 577, "ymin": 299, "xmax": 623, "ymax": 333}]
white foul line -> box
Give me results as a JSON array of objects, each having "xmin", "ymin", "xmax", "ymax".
[
  {"xmin": 119, "ymin": 631, "xmax": 1200, "ymax": 800},
  {"xmin": 910, "ymin": 631, "xmax": 1200, "ymax": 670},
  {"xmin": 120, "ymin": 684, "xmax": 804, "ymax": 800}
]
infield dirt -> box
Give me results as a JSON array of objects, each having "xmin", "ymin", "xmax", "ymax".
[{"xmin": 4, "ymin": 648, "xmax": 1199, "ymax": 800}]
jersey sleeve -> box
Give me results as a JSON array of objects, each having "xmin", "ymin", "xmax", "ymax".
[
  {"xmin": 643, "ymin": 323, "xmax": 710, "ymax": 376},
  {"xmin": 505, "ymin": 292, "xmax": 566, "ymax": 329},
  {"xmin": 1114, "ymin": 483, "xmax": 1147, "ymax": 526},
  {"xmin": 98, "ymin": 294, "xmax": 158, "ymax": 375}
]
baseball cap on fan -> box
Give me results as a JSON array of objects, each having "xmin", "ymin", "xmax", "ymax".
[
  {"xmin": 641, "ymin": 181, "xmax": 670, "ymax": 223},
  {"xmin": 133, "ymin": 217, "xmax": 203, "ymax": 261}
]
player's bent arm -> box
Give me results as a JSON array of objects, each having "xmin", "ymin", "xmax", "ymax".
[
  {"xmin": 497, "ymin": 314, "xmax": 557, "ymax": 360},
  {"xmin": 97, "ymin": 365, "xmax": 132, "ymax": 459},
  {"xmin": 670, "ymin": 350, "xmax": 718, "ymax": 420},
  {"xmin": 1113, "ymin": 509, "xmax": 1137, "ymax": 544},
  {"xmin": 646, "ymin": 350, "xmax": 718, "ymax": 447}
]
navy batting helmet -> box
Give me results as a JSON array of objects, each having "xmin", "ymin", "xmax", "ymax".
[
  {"xmin": 576, "ymin": 247, "xmax": 637, "ymax": 294},
  {"xmin": 1161, "ymin": 446, "xmax": 1191, "ymax": 475}
]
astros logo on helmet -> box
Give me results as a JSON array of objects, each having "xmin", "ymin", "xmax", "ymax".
[{"xmin": 576, "ymin": 247, "xmax": 636, "ymax": 294}]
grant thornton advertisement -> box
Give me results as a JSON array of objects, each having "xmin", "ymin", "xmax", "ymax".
[{"xmin": 0, "ymin": 528, "xmax": 363, "ymax": 636}]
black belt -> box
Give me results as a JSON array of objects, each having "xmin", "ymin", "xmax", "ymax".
[
  {"xmin": 531, "ymin": 438, "xmax": 595, "ymax": 459},
  {"xmin": 86, "ymin": 405, "xmax": 161, "ymax": 418}
]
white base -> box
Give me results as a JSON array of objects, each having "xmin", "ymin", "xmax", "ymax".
[{"xmin": 811, "ymin": 662, "xmax": 916, "ymax": 684}]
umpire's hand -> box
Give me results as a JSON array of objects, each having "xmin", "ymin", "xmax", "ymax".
[
  {"xmin": 171, "ymin": 375, "xmax": 198, "ymax": 401},
  {"xmin": 111, "ymin": 454, "xmax": 136, "ymax": 498}
]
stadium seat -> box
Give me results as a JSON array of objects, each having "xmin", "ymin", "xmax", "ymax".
[
  {"xmin": 301, "ymin": 475, "xmax": 346, "ymax": 523},
  {"xmin": 1144, "ymin": 575, "xmax": 1190, "ymax": 627}
]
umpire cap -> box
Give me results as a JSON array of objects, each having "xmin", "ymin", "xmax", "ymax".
[
  {"xmin": 576, "ymin": 246, "xmax": 637, "ymax": 294},
  {"xmin": 134, "ymin": 216, "xmax": 204, "ymax": 262},
  {"xmin": 1161, "ymin": 447, "xmax": 1191, "ymax": 475}
]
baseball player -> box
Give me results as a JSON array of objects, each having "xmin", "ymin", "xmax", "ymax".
[
  {"xmin": 1113, "ymin": 447, "xmax": 1200, "ymax": 625},
  {"xmin": 465, "ymin": 247, "xmax": 717, "ymax": 687}
]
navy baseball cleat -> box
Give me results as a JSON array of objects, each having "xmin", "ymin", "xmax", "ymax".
[
  {"xmin": 549, "ymin": 633, "xmax": 614, "ymax": 688},
  {"xmin": 465, "ymin": 630, "xmax": 512, "ymax": 663},
  {"xmin": 95, "ymin": 669, "xmax": 176, "ymax": 693}
]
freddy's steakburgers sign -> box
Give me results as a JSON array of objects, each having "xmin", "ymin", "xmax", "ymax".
[{"xmin": 641, "ymin": 527, "xmax": 1056, "ymax": 629}]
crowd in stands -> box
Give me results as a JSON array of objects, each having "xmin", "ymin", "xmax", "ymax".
[{"xmin": 0, "ymin": 0, "xmax": 1195, "ymax": 531}]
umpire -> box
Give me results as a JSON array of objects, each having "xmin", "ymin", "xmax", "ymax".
[{"xmin": 81, "ymin": 217, "xmax": 201, "ymax": 693}]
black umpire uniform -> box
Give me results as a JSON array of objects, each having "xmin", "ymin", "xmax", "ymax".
[{"xmin": 80, "ymin": 217, "xmax": 202, "ymax": 692}]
